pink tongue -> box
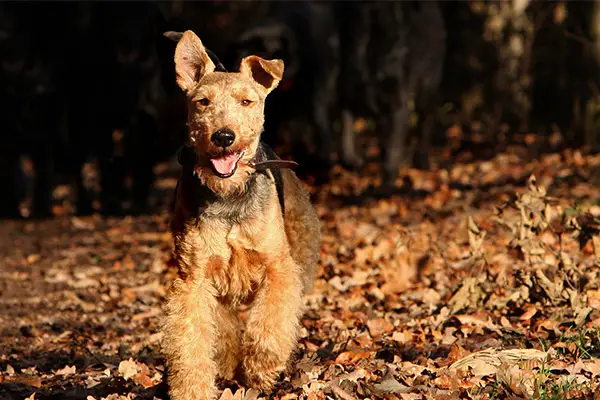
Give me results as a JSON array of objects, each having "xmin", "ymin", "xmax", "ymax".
[{"xmin": 210, "ymin": 153, "xmax": 239, "ymax": 175}]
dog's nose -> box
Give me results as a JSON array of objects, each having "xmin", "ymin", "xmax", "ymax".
[{"xmin": 211, "ymin": 129, "xmax": 235, "ymax": 148}]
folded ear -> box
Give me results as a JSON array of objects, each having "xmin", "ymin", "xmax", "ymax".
[
  {"xmin": 174, "ymin": 30, "xmax": 215, "ymax": 92},
  {"xmin": 239, "ymin": 55, "xmax": 284, "ymax": 94}
]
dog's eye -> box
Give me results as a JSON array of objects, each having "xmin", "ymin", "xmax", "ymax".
[
  {"xmin": 197, "ymin": 98, "xmax": 210, "ymax": 107},
  {"xmin": 241, "ymin": 99, "xmax": 253, "ymax": 106}
]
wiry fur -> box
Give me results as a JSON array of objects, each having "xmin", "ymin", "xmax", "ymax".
[{"xmin": 161, "ymin": 30, "xmax": 320, "ymax": 399}]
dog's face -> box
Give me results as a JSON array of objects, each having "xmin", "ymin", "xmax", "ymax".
[{"xmin": 174, "ymin": 30, "xmax": 284, "ymax": 196}]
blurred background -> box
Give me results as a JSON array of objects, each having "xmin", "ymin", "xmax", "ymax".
[{"xmin": 1, "ymin": 0, "xmax": 599, "ymax": 219}]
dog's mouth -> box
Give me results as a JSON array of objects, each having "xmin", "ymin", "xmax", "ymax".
[{"xmin": 209, "ymin": 151, "xmax": 244, "ymax": 178}]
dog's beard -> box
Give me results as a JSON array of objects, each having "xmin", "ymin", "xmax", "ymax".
[{"xmin": 195, "ymin": 164, "xmax": 253, "ymax": 197}]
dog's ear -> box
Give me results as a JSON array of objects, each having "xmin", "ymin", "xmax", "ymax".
[
  {"xmin": 174, "ymin": 30, "xmax": 215, "ymax": 92},
  {"xmin": 239, "ymin": 55, "xmax": 284, "ymax": 94}
]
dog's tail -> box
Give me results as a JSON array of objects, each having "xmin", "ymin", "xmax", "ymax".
[{"xmin": 163, "ymin": 31, "xmax": 227, "ymax": 72}]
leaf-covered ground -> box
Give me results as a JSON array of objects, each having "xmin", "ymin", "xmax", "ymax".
[{"xmin": 2, "ymin": 141, "xmax": 600, "ymax": 400}]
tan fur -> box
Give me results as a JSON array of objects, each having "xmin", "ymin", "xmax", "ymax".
[{"xmin": 162, "ymin": 30, "xmax": 321, "ymax": 399}]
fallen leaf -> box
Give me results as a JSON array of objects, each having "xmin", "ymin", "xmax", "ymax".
[
  {"xmin": 574, "ymin": 307, "xmax": 592, "ymax": 326},
  {"xmin": 587, "ymin": 289, "xmax": 600, "ymax": 309},
  {"xmin": 54, "ymin": 365, "xmax": 76, "ymax": 377},
  {"xmin": 448, "ymin": 278, "xmax": 484, "ymax": 314},
  {"xmin": 219, "ymin": 388, "xmax": 235, "ymax": 400},
  {"xmin": 335, "ymin": 351, "xmax": 371, "ymax": 365},
  {"xmin": 367, "ymin": 318, "xmax": 393, "ymax": 338},
  {"xmin": 372, "ymin": 374, "xmax": 410, "ymax": 394},
  {"xmin": 118, "ymin": 359, "xmax": 140, "ymax": 381},
  {"xmin": 519, "ymin": 306, "xmax": 537, "ymax": 321},
  {"xmin": 582, "ymin": 359, "xmax": 600, "ymax": 377},
  {"xmin": 391, "ymin": 330, "xmax": 412, "ymax": 344},
  {"xmin": 449, "ymin": 348, "xmax": 547, "ymax": 377},
  {"xmin": 496, "ymin": 362, "xmax": 536, "ymax": 397}
]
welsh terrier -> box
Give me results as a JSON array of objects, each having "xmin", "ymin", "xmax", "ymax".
[{"xmin": 161, "ymin": 30, "xmax": 321, "ymax": 399}]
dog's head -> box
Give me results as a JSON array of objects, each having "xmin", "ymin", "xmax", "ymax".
[{"xmin": 174, "ymin": 30, "xmax": 284, "ymax": 196}]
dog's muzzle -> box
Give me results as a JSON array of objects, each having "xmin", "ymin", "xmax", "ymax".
[{"xmin": 208, "ymin": 128, "xmax": 240, "ymax": 178}]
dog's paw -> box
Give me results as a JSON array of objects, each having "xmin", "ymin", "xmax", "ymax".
[
  {"xmin": 240, "ymin": 349, "xmax": 285, "ymax": 393},
  {"xmin": 168, "ymin": 369, "xmax": 218, "ymax": 400},
  {"xmin": 241, "ymin": 366, "xmax": 281, "ymax": 393}
]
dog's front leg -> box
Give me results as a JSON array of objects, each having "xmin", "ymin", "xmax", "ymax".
[
  {"xmin": 241, "ymin": 256, "xmax": 304, "ymax": 391},
  {"xmin": 163, "ymin": 275, "xmax": 218, "ymax": 400}
]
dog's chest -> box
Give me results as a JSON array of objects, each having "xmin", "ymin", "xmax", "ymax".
[
  {"xmin": 205, "ymin": 222, "xmax": 269, "ymax": 307},
  {"xmin": 176, "ymin": 173, "xmax": 277, "ymax": 306}
]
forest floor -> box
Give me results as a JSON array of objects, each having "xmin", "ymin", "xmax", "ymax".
[{"xmin": 1, "ymin": 138, "xmax": 600, "ymax": 400}]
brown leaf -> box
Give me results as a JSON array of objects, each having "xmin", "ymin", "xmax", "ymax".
[
  {"xmin": 133, "ymin": 371, "xmax": 154, "ymax": 388},
  {"xmin": 366, "ymin": 318, "xmax": 394, "ymax": 339},
  {"xmin": 467, "ymin": 217, "xmax": 486, "ymax": 256},
  {"xmin": 519, "ymin": 306, "xmax": 537, "ymax": 321},
  {"xmin": 335, "ymin": 351, "xmax": 372, "ymax": 365},
  {"xmin": 121, "ymin": 360, "xmax": 156, "ymax": 388},
  {"xmin": 432, "ymin": 373, "xmax": 460, "ymax": 390},
  {"xmin": 445, "ymin": 343, "xmax": 471, "ymax": 366},
  {"xmin": 54, "ymin": 365, "xmax": 76, "ymax": 377},
  {"xmin": 534, "ymin": 269, "xmax": 564, "ymax": 305},
  {"xmin": 582, "ymin": 359, "xmax": 600, "ymax": 377},
  {"xmin": 449, "ymin": 348, "xmax": 547, "ymax": 377},
  {"xmin": 330, "ymin": 383, "xmax": 354, "ymax": 400},
  {"xmin": 496, "ymin": 363, "xmax": 536, "ymax": 397},
  {"xmin": 118, "ymin": 359, "xmax": 140, "ymax": 381},
  {"xmin": 574, "ymin": 307, "xmax": 592, "ymax": 327},
  {"xmin": 454, "ymin": 314, "xmax": 502, "ymax": 334},
  {"xmin": 391, "ymin": 330, "xmax": 412, "ymax": 344},
  {"xmin": 6, "ymin": 375, "xmax": 42, "ymax": 388},
  {"xmin": 587, "ymin": 289, "xmax": 600, "ymax": 309},
  {"xmin": 338, "ymin": 368, "xmax": 368, "ymax": 384},
  {"xmin": 380, "ymin": 256, "xmax": 416, "ymax": 294},
  {"xmin": 219, "ymin": 388, "xmax": 235, "ymax": 400},
  {"xmin": 448, "ymin": 278, "xmax": 484, "ymax": 314},
  {"xmin": 372, "ymin": 374, "xmax": 410, "ymax": 394}
]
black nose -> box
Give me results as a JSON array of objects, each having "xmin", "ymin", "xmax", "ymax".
[{"xmin": 211, "ymin": 129, "xmax": 235, "ymax": 148}]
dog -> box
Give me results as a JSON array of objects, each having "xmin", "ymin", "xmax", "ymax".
[{"xmin": 161, "ymin": 30, "xmax": 321, "ymax": 399}]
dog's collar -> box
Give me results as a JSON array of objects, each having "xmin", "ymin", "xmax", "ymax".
[
  {"xmin": 176, "ymin": 145, "xmax": 298, "ymax": 171},
  {"xmin": 252, "ymin": 159, "xmax": 299, "ymax": 170}
]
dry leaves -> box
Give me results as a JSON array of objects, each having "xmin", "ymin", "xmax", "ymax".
[
  {"xmin": 54, "ymin": 365, "xmax": 76, "ymax": 377},
  {"xmin": 2, "ymin": 147, "xmax": 600, "ymax": 399},
  {"xmin": 118, "ymin": 359, "xmax": 161, "ymax": 388}
]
